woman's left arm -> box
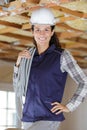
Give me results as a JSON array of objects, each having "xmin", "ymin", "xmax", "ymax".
[{"xmin": 60, "ymin": 49, "xmax": 87, "ymax": 112}]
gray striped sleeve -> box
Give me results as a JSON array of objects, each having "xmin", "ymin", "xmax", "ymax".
[{"xmin": 60, "ymin": 49, "xmax": 87, "ymax": 111}]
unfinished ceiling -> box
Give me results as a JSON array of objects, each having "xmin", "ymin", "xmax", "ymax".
[{"xmin": 0, "ymin": 0, "xmax": 87, "ymax": 68}]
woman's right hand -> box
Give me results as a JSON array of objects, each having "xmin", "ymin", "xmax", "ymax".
[{"xmin": 16, "ymin": 49, "xmax": 31, "ymax": 67}]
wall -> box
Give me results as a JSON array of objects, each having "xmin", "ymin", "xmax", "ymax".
[
  {"xmin": 0, "ymin": 60, "xmax": 14, "ymax": 85},
  {"xmin": 0, "ymin": 60, "xmax": 87, "ymax": 130},
  {"xmin": 59, "ymin": 70, "xmax": 87, "ymax": 130}
]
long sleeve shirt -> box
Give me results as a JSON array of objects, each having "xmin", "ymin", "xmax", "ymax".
[
  {"xmin": 13, "ymin": 46, "xmax": 87, "ymax": 120},
  {"xmin": 61, "ymin": 49, "xmax": 87, "ymax": 111}
]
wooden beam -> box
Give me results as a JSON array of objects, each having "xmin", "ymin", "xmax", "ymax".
[
  {"xmin": 70, "ymin": 50, "xmax": 87, "ymax": 57},
  {"xmin": 0, "ymin": 42, "xmax": 11, "ymax": 49},
  {"xmin": 74, "ymin": 57, "xmax": 87, "ymax": 63},
  {"xmin": 47, "ymin": 4, "xmax": 87, "ymax": 18},
  {"xmin": 56, "ymin": 23, "xmax": 84, "ymax": 32},
  {"xmin": 56, "ymin": 16, "xmax": 76, "ymax": 23},
  {"xmin": 1, "ymin": 1, "xmax": 87, "ymax": 18},
  {"xmin": 26, "ymin": 0, "xmax": 40, "ymax": 4},
  {"xmin": 22, "ymin": 23, "xmax": 31, "ymax": 29},
  {"xmin": 0, "ymin": 27, "xmax": 17, "ymax": 34},
  {"xmin": 0, "ymin": 20, "xmax": 22, "ymax": 29},
  {"xmin": 68, "ymin": 37, "xmax": 87, "ymax": 44},
  {"xmin": 58, "ymin": 32, "xmax": 83, "ymax": 39},
  {"xmin": 60, "ymin": 40, "xmax": 87, "ymax": 49},
  {"xmin": 74, "ymin": 56, "xmax": 87, "ymax": 68},
  {"xmin": 3, "ymin": 33, "xmax": 33, "ymax": 41}
]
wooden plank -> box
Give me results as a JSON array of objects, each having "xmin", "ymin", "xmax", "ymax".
[
  {"xmin": 60, "ymin": 40, "xmax": 87, "ymax": 49},
  {"xmin": 0, "ymin": 42, "xmax": 11, "ymax": 49},
  {"xmin": 0, "ymin": 15, "xmax": 29, "ymax": 25},
  {"xmin": 69, "ymin": 37, "xmax": 87, "ymax": 44},
  {"xmin": 74, "ymin": 57, "xmax": 87, "ymax": 63},
  {"xmin": 22, "ymin": 23, "xmax": 31, "ymax": 29},
  {"xmin": 0, "ymin": 27, "xmax": 17, "ymax": 34},
  {"xmin": 0, "ymin": 35, "xmax": 18, "ymax": 43},
  {"xmin": 70, "ymin": 50, "xmax": 87, "ymax": 57},
  {"xmin": 56, "ymin": 16, "xmax": 76, "ymax": 23},
  {"xmin": 58, "ymin": 32, "xmax": 83, "ymax": 39},
  {"xmin": 3, "ymin": 33, "xmax": 33, "ymax": 41},
  {"xmin": 47, "ymin": 4, "xmax": 87, "ymax": 18},
  {"xmin": 0, "ymin": 42, "xmax": 26, "ymax": 51},
  {"xmin": 56, "ymin": 23, "xmax": 84, "ymax": 32},
  {"xmin": 0, "ymin": 20, "xmax": 22, "ymax": 29}
]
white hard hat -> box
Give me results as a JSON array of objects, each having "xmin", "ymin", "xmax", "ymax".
[{"xmin": 30, "ymin": 8, "xmax": 56, "ymax": 25}]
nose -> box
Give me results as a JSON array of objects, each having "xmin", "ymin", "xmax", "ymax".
[{"xmin": 39, "ymin": 30, "xmax": 45, "ymax": 35}]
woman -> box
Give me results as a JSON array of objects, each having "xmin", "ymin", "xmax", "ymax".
[{"xmin": 13, "ymin": 7, "xmax": 87, "ymax": 130}]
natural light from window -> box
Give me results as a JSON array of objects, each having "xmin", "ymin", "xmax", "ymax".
[{"xmin": 0, "ymin": 91, "xmax": 17, "ymax": 130}]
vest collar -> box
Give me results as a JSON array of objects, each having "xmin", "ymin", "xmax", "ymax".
[{"xmin": 35, "ymin": 44, "xmax": 56, "ymax": 56}]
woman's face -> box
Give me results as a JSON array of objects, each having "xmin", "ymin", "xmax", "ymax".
[{"xmin": 32, "ymin": 24, "xmax": 54, "ymax": 47}]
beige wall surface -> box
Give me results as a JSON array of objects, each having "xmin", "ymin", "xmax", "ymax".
[{"xmin": 0, "ymin": 60, "xmax": 87, "ymax": 130}]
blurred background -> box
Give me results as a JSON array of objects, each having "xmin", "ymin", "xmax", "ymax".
[{"xmin": 0, "ymin": 0, "xmax": 87, "ymax": 130}]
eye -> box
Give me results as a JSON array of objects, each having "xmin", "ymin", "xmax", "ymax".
[
  {"xmin": 45, "ymin": 29, "xmax": 49, "ymax": 31},
  {"xmin": 35, "ymin": 29, "xmax": 40, "ymax": 32},
  {"xmin": 34, "ymin": 28, "xmax": 40, "ymax": 32},
  {"xmin": 45, "ymin": 28, "xmax": 51, "ymax": 32}
]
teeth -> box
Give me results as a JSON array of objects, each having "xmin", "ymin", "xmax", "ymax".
[{"xmin": 39, "ymin": 38, "xmax": 45, "ymax": 40}]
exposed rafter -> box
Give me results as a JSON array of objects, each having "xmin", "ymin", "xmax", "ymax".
[{"xmin": 0, "ymin": 0, "xmax": 87, "ymax": 68}]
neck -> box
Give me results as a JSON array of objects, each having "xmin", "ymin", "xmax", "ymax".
[{"xmin": 37, "ymin": 44, "xmax": 49, "ymax": 54}]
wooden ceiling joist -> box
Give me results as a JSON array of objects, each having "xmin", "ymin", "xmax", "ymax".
[
  {"xmin": 3, "ymin": 33, "xmax": 32, "ymax": 41},
  {"xmin": 0, "ymin": 1, "xmax": 87, "ymax": 68},
  {"xmin": 60, "ymin": 40, "xmax": 87, "ymax": 49},
  {"xmin": 48, "ymin": 4, "xmax": 87, "ymax": 18},
  {"xmin": 70, "ymin": 50, "xmax": 87, "ymax": 57},
  {"xmin": 56, "ymin": 23, "xmax": 84, "ymax": 32},
  {"xmin": 0, "ymin": 26, "xmax": 17, "ymax": 34},
  {"xmin": 0, "ymin": 20, "xmax": 22, "ymax": 29},
  {"xmin": 69, "ymin": 37, "xmax": 87, "ymax": 44},
  {"xmin": 58, "ymin": 31, "xmax": 83, "ymax": 39}
]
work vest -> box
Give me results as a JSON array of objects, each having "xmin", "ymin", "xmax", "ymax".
[{"xmin": 22, "ymin": 44, "xmax": 67, "ymax": 122}]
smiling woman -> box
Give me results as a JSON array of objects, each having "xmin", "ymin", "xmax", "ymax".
[
  {"xmin": 13, "ymin": 7, "xmax": 87, "ymax": 130},
  {"xmin": 32, "ymin": 24, "xmax": 54, "ymax": 54}
]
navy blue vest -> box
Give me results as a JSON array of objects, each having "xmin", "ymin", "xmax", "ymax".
[{"xmin": 22, "ymin": 44, "xmax": 67, "ymax": 122}]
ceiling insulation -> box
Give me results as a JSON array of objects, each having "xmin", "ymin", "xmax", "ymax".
[{"xmin": 0, "ymin": 0, "xmax": 87, "ymax": 68}]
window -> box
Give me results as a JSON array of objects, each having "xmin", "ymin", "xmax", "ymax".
[{"xmin": 0, "ymin": 91, "xmax": 17, "ymax": 130}]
